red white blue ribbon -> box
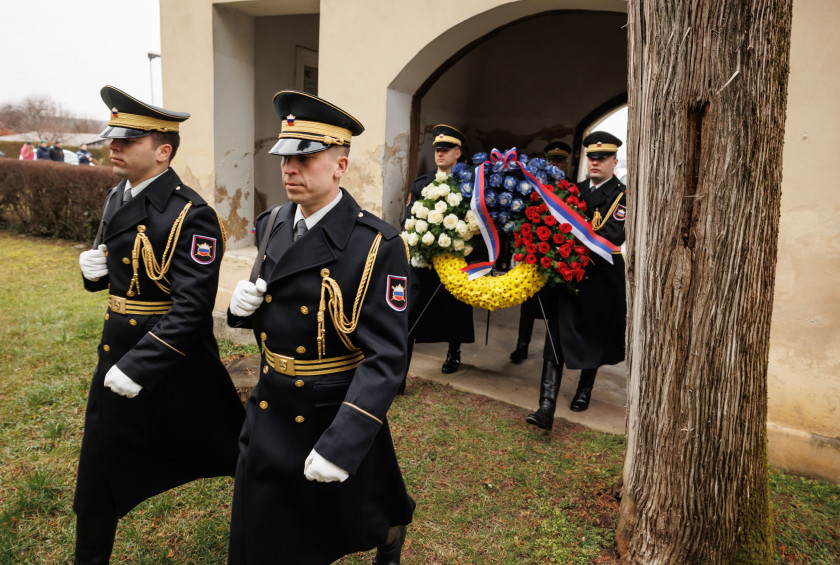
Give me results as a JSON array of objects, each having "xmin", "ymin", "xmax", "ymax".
[{"xmin": 462, "ymin": 148, "xmax": 618, "ymax": 279}]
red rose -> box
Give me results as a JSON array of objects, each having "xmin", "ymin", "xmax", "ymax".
[
  {"xmin": 540, "ymin": 256, "xmax": 553, "ymax": 269},
  {"xmin": 530, "ymin": 192, "xmax": 540, "ymax": 201},
  {"xmin": 553, "ymin": 233, "xmax": 564, "ymax": 245},
  {"xmin": 566, "ymin": 196, "xmax": 579, "ymax": 207},
  {"xmin": 513, "ymin": 252, "xmax": 524, "ymax": 262},
  {"xmin": 525, "ymin": 254, "xmax": 537, "ymax": 264},
  {"xmin": 578, "ymin": 201, "xmax": 587, "ymax": 212},
  {"xmin": 538, "ymin": 242, "xmax": 550, "ymax": 254},
  {"xmin": 538, "ymin": 203, "xmax": 548, "ymax": 213},
  {"xmin": 526, "ymin": 243, "xmax": 537, "ymax": 254},
  {"xmin": 543, "ymin": 215, "xmax": 557, "ymax": 227},
  {"xmin": 559, "ymin": 223, "xmax": 573, "ymax": 234},
  {"xmin": 568, "ymin": 185, "xmax": 579, "ymax": 196},
  {"xmin": 570, "ymin": 261, "xmax": 581, "ymax": 270},
  {"xmin": 574, "ymin": 246, "xmax": 586, "ymax": 256},
  {"xmin": 514, "ymin": 237, "xmax": 522, "ymax": 247},
  {"xmin": 520, "ymin": 223, "xmax": 532, "ymax": 235},
  {"xmin": 574, "ymin": 269, "xmax": 585, "ymax": 282},
  {"xmin": 536, "ymin": 226, "xmax": 551, "ymax": 241},
  {"xmin": 561, "ymin": 269, "xmax": 574, "ymax": 281},
  {"xmin": 522, "ymin": 233, "xmax": 533, "ymax": 244},
  {"xmin": 558, "ymin": 179, "xmax": 570, "ymax": 190},
  {"xmin": 558, "ymin": 245, "xmax": 571, "ymax": 258},
  {"xmin": 556, "ymin": 262, "xmax": 570, "ymax": 274},
  {"xmin": 581, "ymin": 256, "xmax": 590, "ymax": 267}
]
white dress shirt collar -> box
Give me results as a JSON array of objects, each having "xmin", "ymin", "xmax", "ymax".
[{"xmin": 293, "ymin": 190, "xmax": 343, "ymax": 230}]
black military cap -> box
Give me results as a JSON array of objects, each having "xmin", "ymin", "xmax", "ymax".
[
  {"xmin": 269, "ymin": 90, "xmax": 364, "ymax": 156},
  {"xmin": 99, "ymin": 85, "xmax": 189, "ymax": 139},
  {"xmin": 583, "ymin": 131, "xmax": 622, "ymax": 159},
  {"xmin": 544, "ymin": 141, "xmax": 571, "ymax": 159},
  {"xmin": 432, "ymin": 124, "xmax": 465, "ymax": 149}
]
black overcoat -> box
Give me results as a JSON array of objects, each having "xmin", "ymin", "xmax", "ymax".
[
  {"xmin": 227, "ymin": 190, "xmax": 415, "ymax": 565},
  {"xmin": 548, "ymin": 175, "xmax": 627, "ymax": 368},
  {"xmin": 404, "ymin": 172, "xmax": 475, "ymax": 344},
  {"xmin": 73, "ymin": 168, "xmax": 245, "ymax": 517}
]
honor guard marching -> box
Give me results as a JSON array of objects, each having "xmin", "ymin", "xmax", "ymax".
[
  {"xmin": 227, "ymin": 91, "xmax": 415, "ymax": 564},
  {"xmin": 403, "ymin": 124, "xmax": 475, "ymax": 382},
  {"xmin": 73, "ymin": 86, "xmax": 245, "ymax": 563},
  {"xmin": 527, "ymin": 131, "xmax": 627, "ymax": 429}
]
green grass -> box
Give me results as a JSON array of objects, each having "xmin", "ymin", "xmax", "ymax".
[{"xmin": 0, "ymin": 230, "xmax": 838, "ymax": 564}]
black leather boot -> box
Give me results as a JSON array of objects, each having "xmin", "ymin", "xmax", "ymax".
[
  {"xmin": 441, "ymin": 342, "xmax": 461, "ymax": 374},
  {"xmin": 74, "ymin": 513, "xmax": 119, "ymax": 565},
  {"xmin": 570, "ymin": 368, "xmax": 598, "ymax": 412},
  {"xmin": 526, "ymin": 359, "xmax": 562, "ymax": 430},
  {"xmin": 372, "ymin": 525, "xmax": 406, "ymax": 565},
  {"xmin": 510, "ymin": 315, "xmax": 534, "ymax": 363}
]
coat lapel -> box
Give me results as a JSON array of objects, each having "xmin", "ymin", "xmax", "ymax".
[{"xmin": 102, "ymin": 169, "xmax": 178, "ymax": 243}]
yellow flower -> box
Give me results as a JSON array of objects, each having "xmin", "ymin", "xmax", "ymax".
[{"xmin": 432, "ymin": 254, "xmax": 545, "ymax": 311}]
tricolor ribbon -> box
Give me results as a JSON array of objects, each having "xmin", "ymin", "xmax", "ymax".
[{"xmin": 463, "ymin": 148, "xmax": 618, "ymax": 279}]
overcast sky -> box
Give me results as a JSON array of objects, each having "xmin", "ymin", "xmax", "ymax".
[{"xmin": 0, "ymin": 0, "xmax": 162, "ymax": 120}]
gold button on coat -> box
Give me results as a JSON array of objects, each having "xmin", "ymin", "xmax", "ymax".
[
  {"xmin": 259, "ymin": 400, "xmax": 268, "ymax": 409},
  {"xmin": 295, "ymin": 415, "xmax": 305, "ymax": 423},
  {"xmin": 294, "ymin": 380, "xmax": 304, "ymax": 388},
  {"xmin": 296, "ymin": 346, "xmax": 306, "ymax": 354},
  {"xmin": 104, "ymin": 313, "xmax": 109, "ymax": 320},
  {"xmin": 265, "ymin": 294, "xmax": 272, "ymax": 303},
  {"xmin": 103, "ymin": 344, "xmax": 110, "ymax": 351},
  {"xmin": 122, "ymin": 257, "xmax": 130, "ymax": 264},
  {"xmin": 320, "ymin": 268, "xmax": 330, "ymax": 277},
  {"xmin": 263, "ymin": 365, "xmax": 269, "ymax": 374},
  {"xmin": 260, "ymin": 332, "xmax": 267, "ymax": 340},
  {"xmin": 300, "ymin": 306, "xmax": 309, "ymax": 315},
  {"xmin": 129, "ymin": 319, "xmax": 137, "ymax": 326}
]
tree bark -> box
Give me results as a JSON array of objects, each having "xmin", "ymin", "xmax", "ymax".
[{"xmin": 618, "ymin": 1, "xmax": 792, "ymax": 563}]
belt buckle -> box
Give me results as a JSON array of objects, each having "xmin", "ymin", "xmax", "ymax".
[
  {"xmin": 273, "ymin": 353, "xmax": 296, "ymax": 376},
  {"xmin": 109, "ymin": 295, "xmax": 127, "ymax": 315}
]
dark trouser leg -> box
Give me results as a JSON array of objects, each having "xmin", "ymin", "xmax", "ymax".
[
  {"xmin": 372, "ymin": 525, "xmax": 407, "ymax": 565},
  {"xmin": 399, "ymin": 338, "xmax": 415, "ymax": 395},
  {"xmin": 510, "ymin": 311, "xmax": 533, "ymax": 363},
  {"xmin": 441, "ymin": 341, "xmax": 461, "ymax": 374},
  {"xmin": 570, "ymin": 368, "xmax": 598, "ymax": 412},
  {"xmin": 526, "ymin": 358, "xmax": 563, "ymax": 430},
  {"xmin": 74, "ymin": 513, "xmax": 119, "ymax": 565}
]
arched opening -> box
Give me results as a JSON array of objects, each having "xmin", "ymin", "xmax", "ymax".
[{"xmin": 577, "ymin": 103, "xmax": 628, "ymax": 183}]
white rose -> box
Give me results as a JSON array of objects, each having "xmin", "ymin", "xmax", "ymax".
[
  {"xmin": 455, "ymin": 220, "xmax": 469, "ymax": 237},
  {"xmin": 420, "ymin": 183, "xmax": 435, "ymax": 198},
  {"xmin": 452, "ymin": 238, "xmax": 465, "ymax": 251},
  {"xmin": 464, "ymin": 244, "xmax": 474, "ymax": 256},
  {"xmin": 411, "ymin": 256, "xmax": 428, "ymax": 268},
  {"xmin": 434, "ymin": 200, "xmax": 448, "ymax": 214},
  {"xmin": 447, "ymin": 192, "xmax": 463, "ymax": 207},
  {"xmin": 427, "ymin": 210, "xmax": 444, "ymax": 225},
  {"xmin": 437, "ymin": 186, "xmax": 451, "ymax": 199},
  {"xmin": 421, "ymin": 232, "xmax": 435, "ymax": 246},
  {"xmin": 443, "ymin": 214, "xmax": 459, "ymax": 230},
  {"xmin": 415, "ymin": 219, "xmax": 428, "ymax": 234},
  {"xmin": 415, "ymin": 204, "xmax": 429, "ymax": 219},
  {"xmin": 465, "ymin": 210, "xmax": 476, "ymax": 222},
  {"xmin": 407, "ymin": 232, "xmax": 420, "ymax": 246},
  {"xmin": 438, "ymin": 233, "xmax": 452, "ymax": 248},
  {"xmin": 435, "ymin": 170, "xmax": 449, "ymax": 183},
  {"xmin": 404, "ymin": 218, "xmax": 416, "ymax": 231}
]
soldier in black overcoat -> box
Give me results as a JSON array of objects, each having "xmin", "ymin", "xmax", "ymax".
[
  {"xmin": 73, "ymin": 86, "xmax": 245, "ymax": 563},
  {"xmin": 527, "ymin": 131, "xmax": 627, "ymax": 429},
  {"xmin": 402, "ymin": 124, "xmax": 475, "ymax": 382},
  {"xmin": 226, "ymin": 91, "xmax": 414, "ymax": 565}
]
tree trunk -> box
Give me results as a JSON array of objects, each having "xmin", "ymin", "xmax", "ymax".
[{"xmin": 618, "ymin": 1, "xmax": 792, "ymax": 563}]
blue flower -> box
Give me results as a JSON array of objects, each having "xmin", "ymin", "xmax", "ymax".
[
  {"xmin": 472, "ymin": 152, "xmax": 488, "ymax": 164},
  {"xmin": 503, "ymin": 175, "xmax": 517, "ymax": 190},
  {"xmin": 451, "ymin": 162, "xmax": 466, "ymax": 175},
  {"xmin": 488, "ymin": 173, "xmax": 503, "ymax": 188},
  {"xmin": 502, "ymin": 220, "xmax": 517, "ymax": 234},
  {"xmin": 489, "ymin": 211, "xmax": 499, "ymax": 222},
  {"xmin": 458, "ymin": 169, "xmax": 473, "ymax": 182},
  {"xmin": 545, "ymin": 165, "xmax": 565, "ymax": 180},
  {"xmin": 525, "ymin": 163, "xmax": 539, "ymax": 175},
  {"xmin": 519, "ymin": 154, "xmax": 529, "ymax": 164},
  {"xmin": 460, "ymin": 182, "xmax": 473, "ymax": 197},
  {"xmin": 498, "ymin": 191, "xmax": 513, "ymax": 208},
  {"xmin": 491, "ymin": 160, "xmax": 505, "ymax": 173},
  {"xmin": 536, "ymin": 171, "xmax": 548, "ymax": 185},
  {"xmin": 531, "ymin": 158, "xmax": 547, "ymax": 170},
  {"xmin": 510, "ymin": 198, "xmax": 525, "ymax": 212},
  {"xmin": 498, "ymin": 211, "xmax": 512, "ymax": 225},
  {"xmin": 484, "ymin": 189, "xmax": 498, "ymax": 207},
  {"xmin": 518, "ymin": 180, "xmax": 534, "ymax": 195}
]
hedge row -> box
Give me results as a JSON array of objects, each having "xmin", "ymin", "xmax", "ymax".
[{"xmin": 0, "ymin": 159, "xmax": 119, "ymax": 242}]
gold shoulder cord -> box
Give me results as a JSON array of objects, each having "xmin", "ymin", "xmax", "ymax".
[
  {"xmin": 212, "ymin": 207, "xmax": 228, "ymax": 254},
  {"xmin": 591, "ymin": 192, "xmax": 625, "ymax": 232},
  {"xmin": 127, "ymin": 202, "xmax": 192, "ymax": 296},
  {"xmin": 317, "ymin": 233, "xmax": 383, "ymax": 358}
]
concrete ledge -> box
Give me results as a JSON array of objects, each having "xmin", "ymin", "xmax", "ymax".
[
  {"xmin": 213, "ymin": 310, "xmax": 254, "ymax": 345},
  {"xmin": 768, "ymin": 422, "xmax": 840, "ymax": 483}
]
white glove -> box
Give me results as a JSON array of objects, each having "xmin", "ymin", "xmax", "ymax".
[
  {"xmin": 79, "ymin": 244, "xmax": 108, "ymax": 281},
  {"xmin": 229, "ymin": 278, "xmax": 267, "ymax": 317},
  {"xmin": 104, "ymin": 365, "xmax": 143, "ymax": 398},
  {"xmin": 304, "ymin": 449, "xmax": 349, "ymax": 483}
]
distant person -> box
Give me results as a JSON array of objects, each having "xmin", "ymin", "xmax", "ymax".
[
  {"xmin": 19, "ymin": 141, "xmax": 35, "ymax": 160},
  {"xmin": 73, "ymin": 85, "xmax": 245, "ymax": 564},
  {"xmin": 76, "ymin": 143, "xmax": 95, "ymax": 166},
  {"xmin": 49, "ymin": 140, "xmax": 64, "ymax": 162},
  {"xmin": 526, "ymin": 131, "xmax": 626, "ymax": 429},
  {"xmin": 35, "ymin": 140, "xmax": 50, "ymax": 160}
]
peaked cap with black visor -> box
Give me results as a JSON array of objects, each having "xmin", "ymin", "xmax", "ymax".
[
  {"xmin": 269, "ymin": 90, "xmax": 365, "ymax": 156},
  {"xmin": 582, "ymin": 131, "xmax": 623, "ymax": 159},
  {"xmin": 99, "ymin": 85, "xmax": 189, "ymax": 140},
  {"xmin": 432, "ymin": 124, "xmax": 464, "ymax": 150}
]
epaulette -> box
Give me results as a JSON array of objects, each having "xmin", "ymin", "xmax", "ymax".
[
  {"xmin": 172, "ymin": 183, "xmax": 208, "ymax": 207},
  {"xmin": 357, "ymin": 210, "xmax": 400, "ymax": 240}
]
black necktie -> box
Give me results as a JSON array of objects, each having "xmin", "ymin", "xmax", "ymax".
[
  {"xmin": 294, "ymin": 219, "xmax": 308, "ymax": 241},
  {"xmin": 123, "ymin": 187, "xmax": 133, "ymax": 203}
]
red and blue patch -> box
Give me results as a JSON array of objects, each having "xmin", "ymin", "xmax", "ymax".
[
  {"xmin": 191, "ymin": 235, "xmax": 217, "ymax": 264},
  {"xmin": 386, "ymin": 275, "xmax": 407, "ymax": 312},
  {"xmin": 613, "ymin": 204, "xmax": 627, "ymax": 221}
]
